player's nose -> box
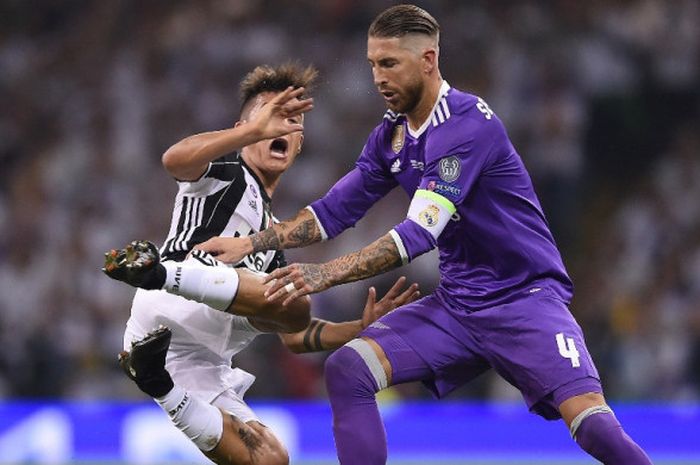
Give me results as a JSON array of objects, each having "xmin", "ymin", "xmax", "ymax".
[{"xmin": 372, "ymin": 70, "xmax": 386, "ymax": 87}]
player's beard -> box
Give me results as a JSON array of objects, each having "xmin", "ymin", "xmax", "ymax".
[{"xmin": 390, "ymin": 78, "xmax": 424, "ymax": 114}]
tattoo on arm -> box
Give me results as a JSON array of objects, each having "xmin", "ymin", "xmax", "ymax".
[
  {"xmin": 302, "ymin": 318, "xmax": 327, "ymax": 352},
  {"xmin": 287, "ymin": 218, "xmax": 321, "ymax": 247},
  {"xmin": 251, "ymin": 227, "xmax": 280, "ymax": 253},
  {"xmin": 251, "ymin": 209, "xmax": 321, "ymax": 253},
  {"xmin": 317, "ymin": 234, "xmax": 402, "ymax": 288}
]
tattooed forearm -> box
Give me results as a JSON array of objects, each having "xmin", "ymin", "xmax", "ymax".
[
  {"xmin": 287, "ymin": 218, "xmax": 321, "ymax": 247},
  {"xmin": 251, "ymin": 209, "xmax": 321, "ymax": 253},
  {"xmin": 303, "ymin": 234, "xmax": 402, "ymax": 290},
  {"xmin": 250, "ymin": 227, "xmax": 280, "ymax": 253}
]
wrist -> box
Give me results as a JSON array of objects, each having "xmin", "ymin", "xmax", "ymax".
[{"xmin": 244, "ymin": 236, "xmax": 256, "ymax": 254}]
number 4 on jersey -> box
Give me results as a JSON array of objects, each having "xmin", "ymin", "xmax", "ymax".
[{"xmin": 556, "ymin": 332, "xmax": 580, "ymax": 368}]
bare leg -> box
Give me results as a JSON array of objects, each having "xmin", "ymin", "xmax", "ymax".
[{"xmin": 205, "ymin": 413, "xmax": 288, "ymax": 465}]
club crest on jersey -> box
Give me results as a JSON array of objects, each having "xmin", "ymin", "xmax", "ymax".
[
  {"xmin": 439, "ymin": 156, "xmax": 461, "ymax": 182},
  {"xmin": 418, "ymin": 204, "xmax": 440, "ymax": 228},
  {"xmin": 249, "ymin": 184, "xmax": 258, "ymax": 198},
  {"xmin": 391, "ymin": 125, "xmax": 405, "ymax": 154}
]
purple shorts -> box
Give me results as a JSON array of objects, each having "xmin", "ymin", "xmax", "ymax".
[{"xmin": 361, "ymin": 286, "xmax": 601, "ymax": 420}]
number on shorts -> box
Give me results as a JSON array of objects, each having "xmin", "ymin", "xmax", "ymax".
[{"xmin": 556, "ymin": 332, "xmax": 580, "ymax": 368}]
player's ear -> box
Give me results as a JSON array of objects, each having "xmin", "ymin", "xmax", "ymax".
[
  {"xmin": 422, "ymin": 48, "xmax": 438, "ymax": 74},
  {"xmin": 297, "ymin": 134, "xmax": 304, "ymax": 154}
]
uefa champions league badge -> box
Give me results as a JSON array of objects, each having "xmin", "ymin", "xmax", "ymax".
[
  {"xmin": 418, "ymin": 204, "xmax": 440, "ymax": 227},
  {"xmin": 438, "ymin": 156, "xmax": 461, "ymax": 182},
  {"xmin": 392, "ymin": 124, "xmax": 405, "ymax": 154}
]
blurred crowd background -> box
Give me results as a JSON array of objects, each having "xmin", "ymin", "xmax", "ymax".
[{"xmin": 0, "ymin": 0, "xmax": 698, "ymax": 404}]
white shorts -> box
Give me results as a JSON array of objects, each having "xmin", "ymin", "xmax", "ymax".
[
  {"xmin": 124, "ymin": 263, "xmax": 262, "ymax": 420},
  {"xmin": 212, "ymin": 388, "xmax": 259, "ymax": 424}
]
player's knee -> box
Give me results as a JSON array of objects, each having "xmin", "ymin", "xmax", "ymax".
[
  {"xmin": 254, "ymin": 425, "xmax": 289, "ymax": 465},
  {"xmin": 571, "ymin": 406, "xmax": 650, "ymax": 463},
  {"xmin": 210, "ymin": 416, "xmax": 289, "ymax": 465},
  {"xmin": 325, "ymin": 342, "xmax": 382, "ymax": 398}
]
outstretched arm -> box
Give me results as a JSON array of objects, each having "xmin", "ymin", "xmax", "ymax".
[
  {"xmin": 279, "ymin": 277, "xmax": 419, "ymax": 353},
  {"xmin": 264, "ymin": 232, "xmax": 404, "ymax": 306},
  {"xmin": 196, "ymin": 208, "xmax": 323, "ymax": 263}
]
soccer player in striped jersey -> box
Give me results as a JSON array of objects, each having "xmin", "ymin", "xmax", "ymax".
[
  {"xmin": 104, "ymin": 63, "xmax": 419, "ymax": 465},
  {"xmin": 195, "ymin": 6, "xmax": 653, "ymax": 465}
]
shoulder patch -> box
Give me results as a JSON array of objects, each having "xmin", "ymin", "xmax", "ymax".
[{"xmin": 438, "ymin": 156, "xmax": 461, "ymax": 182}]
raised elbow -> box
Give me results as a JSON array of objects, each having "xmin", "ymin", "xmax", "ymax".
[{"xmin": 161, "ymin": 147, "xmax": 183, "ymax": 177}]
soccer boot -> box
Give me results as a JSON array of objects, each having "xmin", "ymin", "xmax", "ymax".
[
  {"xmin": 103, "ymin": 240, "xmax": 166, "ymax": 290},
  {"xmin": 119, "ymin": 325, "xmax": 174, "ymax": 398}
]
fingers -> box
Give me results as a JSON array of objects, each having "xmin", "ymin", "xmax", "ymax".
[
  {"xmin": 280, "ymin": 97, "xmax": 314, "ymax": 118},
  {"xmin": 361, "ymin": 286, "xmax": 377, "ymax": 328},
  {"xmin": 366, "ymin": 286, "xmax": 377, "ymax": 307},
  {"xmin": 262, "ymin": 269, "xmax": 280, "ymax": 285},
  {"xmin": 394, "ymin": 283, "xmax": 420, "ymax": 306},
  {"xmin": 384, "ymin": 276, "xmax": 408, "ymax": 300},
  {"xmin": 282, "ymin": 288, "xmax": 310, "ymax": 307},
  {"xmin": 263, "ymin": 267, "xmax": 297, "ymax": 300},
  {"xmin": 194, "ymin": 237, "xmax": 219, "ymax": 253},
  {"xmin": 272, "ymin": 86, "xmax": 305, "ymax": 104}
]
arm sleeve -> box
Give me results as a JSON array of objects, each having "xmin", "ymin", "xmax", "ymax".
[{"xmin": 308, "ymin": 130, "xmax": 398, "ymax": 240}]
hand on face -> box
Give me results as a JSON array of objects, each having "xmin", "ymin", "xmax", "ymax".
[{"xmin": 247, "ymin": 87, "xmax": 314, "ymax": 140}]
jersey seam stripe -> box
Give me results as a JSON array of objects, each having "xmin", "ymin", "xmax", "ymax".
[
  {"xmin": 205, "ymin": 179, "xmax": 235, "ymax": 228},
  {"xmin": 175, "ymin": 196, "xmax": 191, "ymax": 251}
]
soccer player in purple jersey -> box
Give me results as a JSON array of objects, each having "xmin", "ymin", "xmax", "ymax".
[{"xmin": 197, "ymin": 5, "xmax": 653, "ymax": 465}]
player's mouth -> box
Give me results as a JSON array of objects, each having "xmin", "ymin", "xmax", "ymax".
[
  {"xmin": 269, "ymin": 138, "xmax": 289, "ymax": 159},
  {"xmin": 380, "ymin": 89, "xmax": 399, "ymax": 105}
]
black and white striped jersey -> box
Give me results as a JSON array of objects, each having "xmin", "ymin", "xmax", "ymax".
[{"xmin": 160, "ymin": 152, "xmax": 286, "ymax": 274}]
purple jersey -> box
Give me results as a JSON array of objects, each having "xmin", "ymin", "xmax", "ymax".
[{"xmin": 310, "ymin": 81, "xmax": 573, "ymax": 309}]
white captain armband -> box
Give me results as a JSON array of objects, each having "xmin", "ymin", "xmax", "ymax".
[{"xmin": 406, "ymin": 189, "xmax": 456, "ymax": 240}]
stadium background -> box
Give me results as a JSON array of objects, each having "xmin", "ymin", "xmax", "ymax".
[{"xmin": 0, "ymin": 0, "xmax": 698, "ymax": 463}]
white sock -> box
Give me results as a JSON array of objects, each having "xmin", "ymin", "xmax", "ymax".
[
  {"xmin": 161, "ymin": 262, "xmax": 240, "ymax": 311},
  {"xmin": 155, "ymin": 384, "xmax": 224, "ymax": 452}
]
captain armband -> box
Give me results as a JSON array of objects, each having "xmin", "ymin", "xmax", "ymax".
[
  {"xmin": 406, "ymin": 189, "xmax": 455, "ymax": 239},
  {"xmin": 390, "ymin": 190, "xmax": 455, "ymax": 263}
]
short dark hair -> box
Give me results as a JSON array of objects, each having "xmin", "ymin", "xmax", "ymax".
[
  {"xmin": 368, "ymin": 4, "xmax": 439, "ymax": 39},
  {"xmin": 239, "ymin": 62, "xmax": 318, "ymax": 115}
]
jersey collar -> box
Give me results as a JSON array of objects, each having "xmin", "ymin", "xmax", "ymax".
[
  {"xmin": 239, "ymin": 154, "xmax": 272, "ymax": 203},
  {"xmin": 406, "ymin": 80, "xmax": 451, "ymax": 139}
]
